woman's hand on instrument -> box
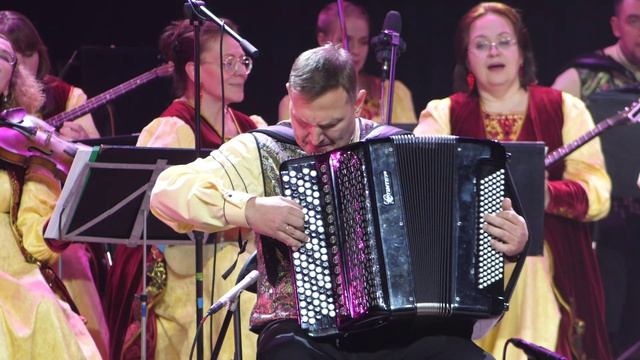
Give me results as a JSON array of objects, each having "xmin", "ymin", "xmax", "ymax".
[
  {"xmin": 245, "ymin": 196, "xmax": 308, "ymax": 250},
  {"xmin": 59, "ymin": 121, "xmax": 89, "ymax": 140},
  {"xmin": 483, "ymin": 198, "xmax": 528, "ymax": 257}
]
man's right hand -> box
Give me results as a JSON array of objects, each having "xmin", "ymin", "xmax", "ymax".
[{"xmin": 245, "ymin": 196, "xmax": 308, "ymax": 250}]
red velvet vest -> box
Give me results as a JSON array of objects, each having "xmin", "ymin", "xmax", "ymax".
[
  {"xmin": 449, "ymin": 85, "xmax": 565, "ymax": 179},
  {"xmin": 160, "ymin": 100, "xmax": 258, "ymax": 148}
]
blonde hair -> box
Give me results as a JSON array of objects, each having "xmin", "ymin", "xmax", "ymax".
[{"xmin": 3, "ymin": 62, "xmax": 44, "ymax": 114}]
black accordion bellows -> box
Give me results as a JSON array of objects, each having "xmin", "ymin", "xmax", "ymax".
[{"xmin": 279, "ymin": 135, "xmax": 520, "ymax": 337}]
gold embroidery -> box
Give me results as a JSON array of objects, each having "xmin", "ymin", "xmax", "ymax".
[{"xmin": 482, "ymin": 111, "xmax": 525, "ymax": 141}]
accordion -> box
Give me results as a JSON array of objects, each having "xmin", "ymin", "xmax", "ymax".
[{"xmin": 279, "ymin": 135, "xmax": 515, "ymax": 337}]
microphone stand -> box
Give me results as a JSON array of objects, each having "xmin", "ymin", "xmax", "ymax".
[
  {"xmin": 187, "ymin": 0, "xmax": 259, "ymax": 58},
  {"xmin": 184, "ymin": 3, "xmax": 208, "ymax": 360},
  {"xmin": 182, "ymin": 3, "xmax": 258, "ymax": 359},
  {"xmin": 380, "ymin": 30, "xmax": 401, "ymax": 125}
]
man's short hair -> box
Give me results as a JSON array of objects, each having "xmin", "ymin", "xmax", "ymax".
[{"xmin": 288, "ymin": 44, "xmax": 357, "ymax": 103}]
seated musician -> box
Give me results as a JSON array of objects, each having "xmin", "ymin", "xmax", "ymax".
[
  {"xmin": 415, "ymin": 3, "xmax": 611, "ymax": 359},
  {"xmin": 150, "ymin": 44, "xmax": 528, "ymax": 359},
  {"xmin": 105, "ymin": 18, "xmax": 264, "ymax": 359},
  {"xmin": 0, "ymin": 33, "xmax": 100, "ymax": 359},
  {"xmin": 1, "ymin": 11, "xmax": 109, "ymax": 357}
]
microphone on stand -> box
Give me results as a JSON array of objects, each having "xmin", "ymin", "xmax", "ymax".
[
  {"xmin": 370, "ymin": 10, "xmax": 407, "ymax": 125},
  {"xmin": 509, "ymin": 338, "xmax": 568, "ymax": 360},
  {"xmin": 206, "ymin": 270, "xmax": 260, "ymax": 316},
  {"xmin": 371, "ymin": 11, "xmax": 407, "ymax": 80}
]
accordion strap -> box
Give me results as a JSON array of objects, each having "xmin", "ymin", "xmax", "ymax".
[{"xmin": 250, "ymin": 119, "xmax": 411, "ymax": 145}]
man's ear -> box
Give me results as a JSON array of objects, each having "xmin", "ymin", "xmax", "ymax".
[{"xmin": 611, "ymin": 16, "xmax": 622, "ymax": 38}]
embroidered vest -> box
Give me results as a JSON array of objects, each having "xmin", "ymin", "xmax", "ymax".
[{"xmin": 571, "ymin": 50, "xmax": 638, "ymax": 100}]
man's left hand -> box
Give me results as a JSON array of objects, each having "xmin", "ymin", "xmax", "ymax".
[{"xmin": 483, "ymin": 198, "xmax": 528, "ymax": 257}]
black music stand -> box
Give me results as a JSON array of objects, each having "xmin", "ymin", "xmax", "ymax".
[
  {"xmin": 45, "ymin": 145, "xmax": 215, "ymax": 244},
  {"xmin": 45, "ymin": 145, "xmax": 214, "ymax": 359},
  {"xmin": 501, "ymin": 141, "xmax": 545, "ymax": 256}
]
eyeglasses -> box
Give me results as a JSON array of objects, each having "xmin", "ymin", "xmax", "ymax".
[
  {"xmin": 0, "ymin": 50, "xmax": 16, "ymax": 66},
  {"xmin": 224, "ymin": 55, "xmax": 253, "ymax": 74},
  {"xmin": 469, "ymin": 36, "xmax": 517, "ymax": 53},
  {"xmin": 202, "ymin": 55, "xmax": 253, "ymax": 75}
]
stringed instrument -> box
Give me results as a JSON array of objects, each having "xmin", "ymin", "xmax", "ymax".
[
  {"xmin": 545, "ymin": 100, "xmax": 640, "ymax": 168},
  {"xmin": 0, "ymin": 107, "xmax": 87, "ymax": 181},
  {"xmin": 0, "ymin": 63, "xmax": 174, "ymax": 180},
  {"xmin": 43, "ymin": 62, "xmax": 173, "ymax": 129}
]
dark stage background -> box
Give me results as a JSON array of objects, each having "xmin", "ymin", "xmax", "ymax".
[{"xmin": 5, "ymin": 0, "xmax": 615, "ymax": 135}]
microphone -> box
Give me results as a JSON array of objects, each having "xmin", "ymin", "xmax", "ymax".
[
  {"xmin": 371, "ymin": 11, "xmax": 407, "ymax": 78},
  {"xmin": 206, "ymin": 270, "xmax": 260, "ymax": 316},
  {"xmin": 510, "ymin": 338, "xmax": 568, "ymax": 360}
]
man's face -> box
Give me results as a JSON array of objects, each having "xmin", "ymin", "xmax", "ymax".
[
  {"xmin": 612, "ymin": 0, "xmax": 640, "ymax": 66},
  {"xmin": 288, "ymin": 86, "xmax": 364, "ymax": 154}
]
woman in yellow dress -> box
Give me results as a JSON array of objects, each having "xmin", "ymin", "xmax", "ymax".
[
  {"xmin": 105, "ymin": 19, "xmax": 265, "ymax": 359},
  {"xmin": 0, "ymin": 34, "xmax": 100, "ymax": 359},
  {"xmin": 415, "ymin": 3, "xmax": 612, "ymax": 359}
]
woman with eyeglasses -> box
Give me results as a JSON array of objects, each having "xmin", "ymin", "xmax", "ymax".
[
  {"xmin": 105, "ymin": 18, "xmax": 264, "ymax": 360},
  {"xmin": 0, "ymin": 34, "xmax": 101, "ymax": 359},
  {"xmin": 415, "ymin": 3, "xmax": 612, "ymax": 360},
  {"xmin": 278, "ymin": 1, "xmax": 417, "ymax": 124}
]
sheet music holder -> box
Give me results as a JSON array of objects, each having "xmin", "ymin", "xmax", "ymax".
[
  {"xmin": 45, "ymin": 145, "xmax": 213, "ymax": 245},
  {"xmin": 586, "ymin": 88, "xmax": 640, "ymax": 198}
]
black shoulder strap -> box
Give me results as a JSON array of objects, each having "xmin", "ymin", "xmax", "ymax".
[
  {"xmin": 572, "ymin": 51, "xmax": 633, "ymax": 78},
  {"xmin": 250, "ymin": 123, "xmax": 296, "ymax": 145}
]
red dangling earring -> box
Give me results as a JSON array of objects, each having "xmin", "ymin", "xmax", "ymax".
[{"xmin": 466, "ymin": 72, "xmax": 476, "ymax": 91}]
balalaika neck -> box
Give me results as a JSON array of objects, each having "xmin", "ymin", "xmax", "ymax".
[
  {"xmin": 544, "ymin": 115, "xmax": 619, "ymax": 168},
  {"xmin": 45, "ymin": 65, "xmax": 167, "ymax": 128}
]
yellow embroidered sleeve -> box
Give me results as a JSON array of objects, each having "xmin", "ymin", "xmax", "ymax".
[
  {"xmin": 17, "ymin": 165, "xmax": 62, "ymax": 265},
  {"xmin": 414, "ymin": 97, "xmax": 452, "ymax": 135},
  {"xmin": 150, "ymin": 133, "xmax": 264, "ymax": 233},
  {"xmin": 560, "ymin": 92, "xmax": 611, "ymax": 221}
]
